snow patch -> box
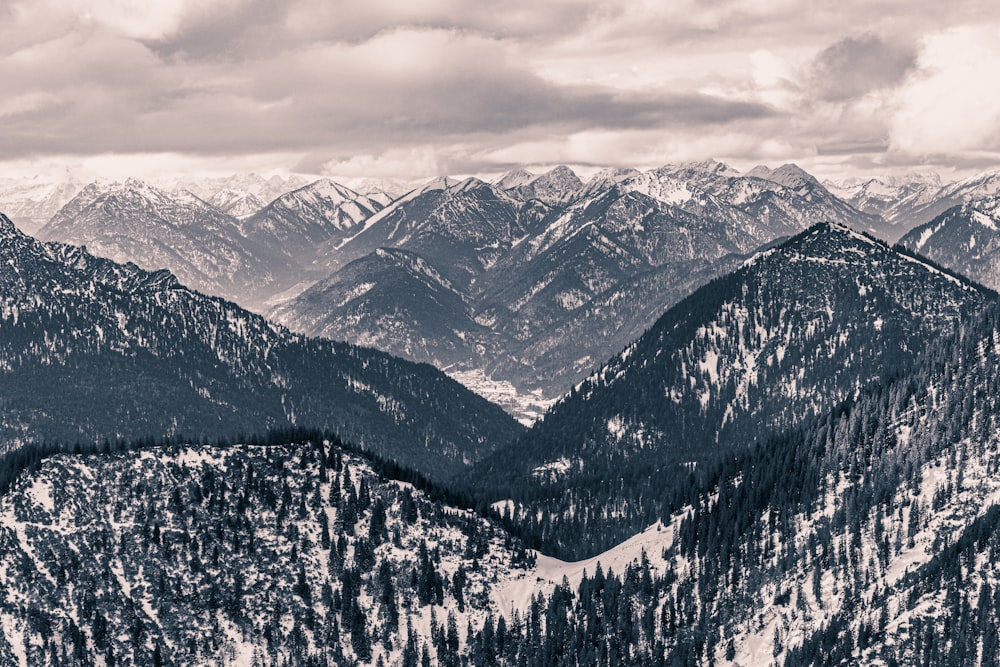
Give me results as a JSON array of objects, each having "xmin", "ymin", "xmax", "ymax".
[
  {"xmin": 25, "ymin": 478, "xmax": 54, "ymax": 514},
  {"xmin": 447, "ymin": 368, "xmax": 555, "ymax": 425},
  {"xmin": 531, "ymin": 457, "xmax": 574, "ymax": 481},
  {"xmin": 494, "ymin": 520, "xmax": 674, "ymax": 614}
]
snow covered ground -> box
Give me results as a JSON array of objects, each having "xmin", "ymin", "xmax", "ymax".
[
  {"xmin": 447, "ymin": 369, "xmax": 556, "ymax": 425},
  {"xmin": 494, "ymin": 520, "xmax": 675, "ymax": 614}
]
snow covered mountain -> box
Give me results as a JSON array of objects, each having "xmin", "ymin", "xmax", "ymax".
[
  {"xmin": 898, "ymin": 198, "xmax": 1000, "ymax": 290},
  {"xmin": 576, "ymin": 166, "xmax": 641, "ymax": 200},
  {"xmin": 20, "ymin": 162, "xmax": 948, "ymax": 426},
  {"xmin": 0, "ymin": 177, "xmax": 82, "ymax": 234},
  {"xmin": 0, "ymin": 212, "xmax": 522, "ymax": 478},
  {"xmin": 35, "ymin": 178, "xmax": 390, "ymax": 310},
  {"xmin": 327, "ymin": 177, "xmax": 551, "ymax": 287},
  {"xmin": 823, "ymin": 173, "xmax": 949, "ymax": 236},
  {"xmin": 498, "ymin": 165, "xmax": 584, "ymax": 205},
  {"xmin": 207, "ymin": 188, "xmax": 265, "ymax": 218},
  {"xmin": 240, "ymin": 179, "xmax": 386, "ymax": 267},
  {"xmin": 269, "ymin": 247, "xmax": 501, "ymax": 370},
  {"xmin": 275, "ymin": 174, "xmax": 760, "ymax": 412},
  {"xmin": 36, "ymin": 179, "xmax": 288, "ymax": 306},
  {"xmin": 472, "ymin": 222, "xmax": 994, "ymax": 556},
  {"xmin": 171, "ymin": 172, "xmax": 310, "ymax": 206},
  {"xmin": 341, "ymin": 177, "xmax": 417, "ymax": 203},
  {"xmin": 277, "ymin": 163, "xmax": 887, "ymax": 415},
  {"xmin": 828, "ymin": 170, "xmax": 1000, "ymax": 238},
  {"xmin": 939, "ymin": 169, "xmax": 1000, "ymax": 202},
  {"xmin": 708, "ymin": 163, "xmax": 893, "ymax": 239}
]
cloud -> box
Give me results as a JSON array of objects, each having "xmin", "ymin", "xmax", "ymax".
[
  {"xmin": 807, "ymin": 34, "xmax": 917, "ymax": 102},
  {"xmin": 889, "ymin": 25, "xmax": 1000, "ymax": 156},
  {"xmin": 0, "ymin": 0, "xmax": 999, "ymax": 182},
  {"xmin": 0, "ymin": 23, "xmax": 774, "ymax": 163}
]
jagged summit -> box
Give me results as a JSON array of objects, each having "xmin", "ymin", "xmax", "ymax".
[
  {"xmin": 941, "ymin": 168, "xmax": 1000, "ymax": 201},
  {"xmin": 324, "ymin": 175, "xmax": 536, "ymax": 288},
  {"xmin": 675, "ymin": 159, "xmax": 740, "ymax": 177},
  {"xmin": 499, "ymin": 165, "xmax": 583, "ymax": 205},
  {"xmin": 744, "ymin": 163, "xmax": 773, "ymax": 179},
  {"xmin": 239, "ymin": 178, "xmax": 385, "ymax": 273},
  {"xmin": 749, "ymin": 163, "xmax": 820, "ymax": 190},
  {"xmin": 36, "ymin": 178, "xmax": 284, "ymax": 306},
  {"xmin": 744, "ymin": 162, "xmax": 816, "ymax": 185},
  {"xmin": 390, "ymin": 175, "xmax": 493, "ymax": 200},
  {"xmin": 295, "ymin": 178, "xmax": 362, "ymax": 201},
  {"xmin": 576, "ymin": 166, "xmax": 642, "ymax": 200},
  {"xmin": 171, "ymin": 172, "xmax": 309, "ymax": 204},
  {"xmin": 207, "ymin": 188, "xmax": 264, "ymax": 218},
  {"xmin": 585, "ymin": 166, "xmax": 640, "ymax": 184}
]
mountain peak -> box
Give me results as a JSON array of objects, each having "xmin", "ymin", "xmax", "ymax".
[
  {"xmin": 118, "ymin": 177, "xmax": 173, "ymax": 200},
  {"xmin": 495, "ymin": 169, "xmax": 535, "ymax": 190},
  {"xmin": 532, "ymin": 165, "xmax": 582, "ymax": 190},
  {"xmin": 498, "ymin": 166, "xmax": 582, "ymax": 205},
  {"xmin": 678, "ymin": 159, "xmax": 739, "ymax": 176},
  {"xmin": 897, "ymin": 200, "xmax": 1000, "ymax": 290},
  {"xmin": 455, "ymin": 176, "xmax": 490, "ymax": 193},
  {"xmin": 414, "ymin": 176, "xmax": 461, "ymax": 195},
  {"xmin": 540, "ymin": 165, "xmax": 580, "ymax": 180},
  {"xmin": 744, "ymin": 164, "xmax": 773, "ymax": 179},
  {"xmin": 586, "ymin": 167, "xmax": 640, "ymax": 184},
  {"xmin": 297, "ymin": 178, "xmax": 358, "ymax": 201},
  {"xmin": 767, "ymin": 164, "xmax": 820, "ymax": 188},
  {"xmin": 122, "ymin": 176, "xmax": 149, "ymax": 190},
  {"xmin": 797, "ymin": 219, "xmax": 881, "ymax": 248}
]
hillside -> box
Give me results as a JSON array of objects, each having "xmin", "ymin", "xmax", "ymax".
[
  {"xmin": 898, "ymin": 198, "xmax": 1000, "ymax": 290},
  {"xmin": 0, "ymin": 213, "xmax": 522, "ymax": 479},
  {"xmin": 470, "ymin": 223, "xmax": 994, "ymax": 557}
]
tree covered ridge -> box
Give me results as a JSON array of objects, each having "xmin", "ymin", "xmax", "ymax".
[
  {"xmin": 0, "ymin": 213, "xmax": 523, "ymax": 479},
  {"xmin": 466, "ymin": 222, "xmax": 995, "ymax": 559}
]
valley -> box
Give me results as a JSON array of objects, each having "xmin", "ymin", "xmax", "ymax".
[{"xmin": 4, "ymin": 162, "xmax": 1000, "ymax": 665}]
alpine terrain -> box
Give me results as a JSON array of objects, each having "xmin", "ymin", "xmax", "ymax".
[
  {"xmin": 10, "ymin": 165, "xmax": 1000, "ymax": 666},
  {"xmin": 899, "ymin": 197, "xmax": 1000, "ymax": 291},
  {"xmin": 0, "ymin": 212, "xmax": 521, "ymax": 479},
  {"xmin": 470, "ymin": 223, "xmax": 994, "ymax": 556},
  {"xmin": 274, "ymin": 162, "xmax": 888, "ymax": 418}
]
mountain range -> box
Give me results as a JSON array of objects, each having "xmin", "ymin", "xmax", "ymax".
[
  {"xmin": 898, "ymin": 197, "xmax": 1000, "ymax": 291},
  {"xmin": 35, "ymin": 178, "xmax": 393, "ymax": 310},
  {"xmin": 21, "ymin": 163, "xmax": 1000, "ymax": 426},
  {"xmin": 273, "ymin": 162, "xmax": 894, "ymax": 417}
]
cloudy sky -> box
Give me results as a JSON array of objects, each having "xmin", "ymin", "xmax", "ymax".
[{"xmin": 1, "ymin": 0, "xmax": 999, "ymax": 183}]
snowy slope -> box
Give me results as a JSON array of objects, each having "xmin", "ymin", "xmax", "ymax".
[
  {"xmin": 240, "ymin": 179, "xmax": 385, "ymax": 268},
  {"xmin": 0, "ymin": 441, "xmax": 534, "ymax": 666},
  {"xmin": 36, "ymin": 179, "xmax": 287, "ymax": 306},
  {"xmin": 0, "ymin": 177, "xmax": 82, "ymax": 234},
  {"xmin": 899, "ymin": 199, "xmax": 1000, "ymax": 290}
]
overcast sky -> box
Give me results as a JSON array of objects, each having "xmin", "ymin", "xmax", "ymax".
[{"xmin": 1, "ymin": 0, "xmax": 999, "ymax": 183}]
